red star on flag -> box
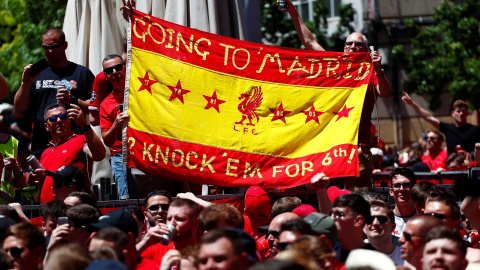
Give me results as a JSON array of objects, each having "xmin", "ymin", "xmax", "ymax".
[
  {"xmin": 167, "ymin": 80, "xmax": 191, "ymax": 104},
  {"xmin": 335, "ymin": 105, "xmax": 354, "ymax": 122},
  {"xmin": 203, "ymin": 91, "xmax": 226, "ymax": 113},
  {"xmin": 302, "ymin": 105, "xmax": 324, "ymax": 124},
  {"xmin": 270, "ymin": 102, "xmax": 291, "ymax": 124},
  {"xmin": 137, "ymin": 72, "xmax": 157, "ymax": 95}
]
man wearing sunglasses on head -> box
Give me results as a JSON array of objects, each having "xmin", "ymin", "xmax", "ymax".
[
  {"xmin": 100, "ymin": 54, "xmax": 131, "ymax": 200},
  {"xmin": 420, "ymin": 130, "xmax": 448, "ymax": 172},
  {"xmin": 398, "ymin": 215, "xmax": 443, "ymax": 270},
  {"xmin": 28, "ymin": 103, "xmax": 106, "ymax": 203},
  {"xmin": 364, "ymin": 200, "xmax": 404, "ymax": 266},
  {"xmin": 14, "ymin": 28, "xmax": 95, "ymax": 160},
  {"xmin": 280, "ymin": 0, "xmax": 391, "ymax": 190},
  {"xmin": 3, "ymin": 222, "xmax": 46, "ymax": 270}
]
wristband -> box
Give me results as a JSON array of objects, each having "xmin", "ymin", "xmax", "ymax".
[{"xmin": 376, "ymin": 69, "xmax": 385, "ymax": 78}]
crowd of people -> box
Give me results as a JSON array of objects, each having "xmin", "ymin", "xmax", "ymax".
[{"xmin": 0, "ymin": 1, "xmax": 480, "ymax": 269}]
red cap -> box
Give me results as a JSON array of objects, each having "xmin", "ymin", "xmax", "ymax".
[
  {"xmin": 292, "ymin": 204, "xmax": 317, "ymax": 218},
  {"xmin": 244, "ymin": 186, "xmax": 271, "ymax": 218},
  {"xmin": 327, "ymin": 186, "xmax": 351, "ymax": 202}
]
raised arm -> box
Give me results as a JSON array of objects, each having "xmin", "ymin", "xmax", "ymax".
[
  {"xmin": 401, "ymin": 91, "xmax": 440, "ymax": 130},
  {"xmin": 281, "ymin": 0, "xmax": 325, "ymax": 51},
  {"xmin": 68, "ymin": 104, "xmax": 106, "ymax": 161},
  {"xmin": 14, "ymin": 65, "xmax": 37, "ymax": 112},
  {"xmin": 0, "ymin": 72, "xmax": 8, "ymax": 100}
]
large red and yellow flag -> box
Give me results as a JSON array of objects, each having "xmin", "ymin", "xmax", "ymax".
[{"xmin": 124, "ymin": 9, "xmax": 374, "ymax": 189}]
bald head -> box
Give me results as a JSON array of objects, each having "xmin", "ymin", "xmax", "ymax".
[
  {"xmin": 408, "ymin": 215, "xmax": 443, "ymax": 235},
  {"xmin": 270, "ymin": 212, "xmax": 300, "ymax": 230}
]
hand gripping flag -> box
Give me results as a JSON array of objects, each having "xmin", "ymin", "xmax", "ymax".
[{"xmin": 124, "ymin": 9, "xmax": 374, "ymax": 189}]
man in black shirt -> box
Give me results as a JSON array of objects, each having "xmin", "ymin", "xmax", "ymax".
[
  {"xmin": 402, "ymin": 92, "xmax": 480, "ymax": 155},
  {"xmin": 14, "ymin": 28, "xmax": 94, "ymax": 159}
]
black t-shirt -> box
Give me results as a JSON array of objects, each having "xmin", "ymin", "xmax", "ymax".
[
  {"xmin": 334, "ymin": 241, "xmax": 376, "ymax": 262},
  {"xmin": 439, "ymin": 122, "xmax": 480, "ymax": 155},
  {"xmin": 29, "ymin": 62, "xmax": 94, "ymax": 158}
]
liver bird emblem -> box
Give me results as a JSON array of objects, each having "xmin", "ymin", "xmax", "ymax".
[{"xmin": 235, "ymin": 86, "xmax": 263, "ymax": 126}]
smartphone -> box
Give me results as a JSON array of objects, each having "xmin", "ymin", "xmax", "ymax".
[
  {"xmin": 119, "ymin": 104, "xmax": 124, "ymax": 112},
  {"xmin": 28, "ymin": 59, "xmax": 49, "ymax": 76},
  {"xmin": 57, "ymin": 216, "xmax": 69, "ymax": 226}
]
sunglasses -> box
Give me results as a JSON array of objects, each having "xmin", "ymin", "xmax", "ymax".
[
  {"xmin": 103, "ymin": 64, "xmax": 124, "ymax": 75},
  {"xmin": 392, "ymin": 183, "xmax": 412, "ymax": 190},
  {"xmin": 426, "ymin": 136, "xmax": 438, "ymax": 141},
  {"xmin": 42, "ymin": 42, "xmax": 65, "ymax": 51},
  {"xmin": 345, "ymin": 41, "xmax": 363, "ymax": 47},
  {"xmin": 403, "ymin": 231, "xmax": 425, "ymax": 242},
  {"xmin": 461, "ymin": 214, "xmax": 467, "ymax": 221},
  {"xmin": 267, "ymin": 230, "xmax": 281, "ymax": 238},
  {"xmin": 47, "ymin": 113, "xmax": 68, "ymax": 123},
  {"xmin": 147, "ymin": 204, "xmax": 169, "ymax": 212},
  {"xmin": 367, "ymin": 215, "xmax": 388, "ymax": 224},
  {"xmin": 4, "ymin": 246, "xmax": 23, "ymax": 259},
  {"xmin": 424, "ymin": 212, "xmax": 453, "ymax": 220},
  {"xmin": 329, "ymin": 210, "xmax": 356, "ymax": 220}
]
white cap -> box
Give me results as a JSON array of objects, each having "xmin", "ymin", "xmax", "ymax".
[
  {"xmin": 370, "ymin": 147, "xmax": 383, "ymax": 156},
  {"xmin": 345, "ymin": 249, "xmax": 396, "ymax": 270}
]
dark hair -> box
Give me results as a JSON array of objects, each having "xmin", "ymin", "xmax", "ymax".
[
  {"xmin": 390, "ymin": 167, "xmax": 416, "ymax": 185},
  {"xmin": 43, "ymin": 28, "xmax": 66, "ymax": 43},
  {"xmin": 427, "ymin": 130, "xmax": 445, "ymax": 141},
  {"xmin": 102, "ymin": 54, "xmax": 124, "ymax": 66},
  {"xmin": 93, "ymin": 227, "xmax": 129, "ymax": 253},
  {"xmin": 67, "ymin": 204, "xmax": 100, "ymax": 227},
  {"xmin": 41, "ymin": 200, "xmax": 68, "ymax": 220},
  {"xmin": 5, "ymin": 222, "xmax": 46, "ymax": 250},
  {"xmin": 426, "ymin": 195, "xmax": 461, "ymax": 221},
  {"xmin": 44, "ymin": 103, "xmax": 67, "ymax": 122},
  {"xmin": 280, "ymin": 218, "xmax": 313, "ymax": 235},
  {"xmin": 411, "ymin": 181, "xmax": 438, "ymax": 205},
  {"xmin": 123, "ymin": 205, "xmax": 145, "ymax": 225},
  {"xmin": 271, "ymin": 197, "xmax": 302, "ymax": 218},
  {"xmin": 423, "ymin": 226, "xmax": 467, "ymax": 257},
  {"xmin": 199, "ymin": 203, "xmax": 244, "ymax": 232},
  {"xmin": 67, "ymin": 191, "xmax": 97, "ymax": 208},
  {"xmin": 332, "ymin": 193, "xmax": 371, "ymax": 225},
  {"xmin": 144, "ymin": 190, "xmax": 172, "ymax": 207}
]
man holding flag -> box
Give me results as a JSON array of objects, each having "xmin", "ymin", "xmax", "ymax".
[{"xmin": 281, "ymin": 0, "xmax": 391, "ymax": 188}]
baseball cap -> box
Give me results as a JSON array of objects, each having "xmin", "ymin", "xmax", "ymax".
[
  {"xmin": 244, "ymin": 186, "xmax": 271, "ymax": 218},
  {"xmin": 88, "ymin": 209, "xmax": 138, "ymax": 238},
  {"xmin": 327, "ymin": 186, "xmax": 351, "ymax": 202},
  {"xmin": 0, "ymin": 215, "xmax": 17, "ymax": 237},
  {"xmin": 292, "ymin": 204, "xmax": 317, "ymax": 218},
  {"xmin": 303, "ymin": 212, "xmax": 337, "ymax": 242},
  {"xmin": 45, "ymin": 165, "xmax": 85, "ymax": 190}
]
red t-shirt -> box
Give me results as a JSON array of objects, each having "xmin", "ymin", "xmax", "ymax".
[
  {"xmin": 40, "ymin": 134, "xmax": 92, "ymax": 203},
  {"xmin": 140, "ymin": 242, "xmax": 175, "ymax": 265},
  {"xmin": 422, "ymin": 150, "xmax": 448, "ymax": 171},
  {"xmin": 135, "ymin": 257, "xmax": 160, "ymax": 270},
  {"xmin": 100, "ymin": 91, "xmax": 124, "ymax": 155},
  {"xmin": 89, "ymin": 72, "xmax": 112, "ymax": 111}
]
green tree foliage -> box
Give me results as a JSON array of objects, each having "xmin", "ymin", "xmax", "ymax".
[
  {"xmin": 0, "ymin": 0, "xmax": 66, "ymax": 102},
  {"xmin": 392, "ymin": 0, "xmax": 480, "ymax": 110},
  {"xmin": 261, "ymin": 0, "xmax": 355, "ymax": 51}
]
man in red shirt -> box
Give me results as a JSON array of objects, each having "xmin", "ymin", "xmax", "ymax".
[
  {"xmin": 28, "ymin": 103, "xmax": 105, "ymax": 203},
  {"xmin": 421, "ymin": 130, "xmax": 448, "ymax": 171},
  {"xmin": 99, "ymin": 54, "xmax": 130, "ymax": 199}
]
